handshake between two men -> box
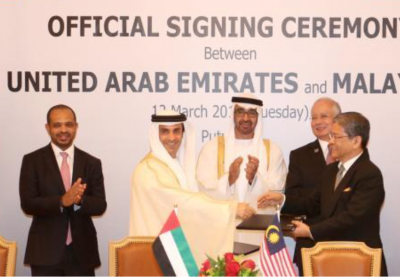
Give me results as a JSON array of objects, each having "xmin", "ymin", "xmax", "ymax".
[{"xmin": 235, "ymin": 192, "xmax": 312, "ymax": 240}]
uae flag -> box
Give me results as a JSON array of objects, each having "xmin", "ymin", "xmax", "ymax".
[{"xmin": 152, "ymin": 210, "xmax": 199, "ymax": 276}]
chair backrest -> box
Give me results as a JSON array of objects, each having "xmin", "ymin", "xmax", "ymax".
[
  {"xmin": 302, "ymin": 241, "xmax": 381, "ymax": 276},
  {"xmin": 109, "ymin": 236, "xmax": 163, "ymax": 276},
  {"xmin": 0, "ymin": 235, "xmax": 17, "ymax": 276}
]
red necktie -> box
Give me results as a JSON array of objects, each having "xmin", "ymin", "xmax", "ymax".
[
  {"xmin": 326, "ymin": 147, "xmax": 335, "ymax": 165},
  {"xmin": 60, "ymin": 152, "xmax": 73, "ymax": 245}
]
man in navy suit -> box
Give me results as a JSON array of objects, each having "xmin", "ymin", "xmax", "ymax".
[
  {"xmin": 258, "ymin": 112, "xmax": 388, "ymax": 276},
  {"xmin": 284, "ymin": 97, "xmax": 341, "ymax": 274},
  {"xmin": 19, "ymin": 104, "xmax": 107, "ymax": 276}
]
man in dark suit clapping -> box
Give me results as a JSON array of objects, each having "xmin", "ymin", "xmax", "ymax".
[{"xmin": 19, "ymin": 104, "xmax": 107, "ymax": 276}]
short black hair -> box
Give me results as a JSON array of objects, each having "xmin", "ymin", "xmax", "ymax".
[
  {"xmin": 47, "ymin": 104, "xmax": 77, "ymax": 124},
  {"xmin": 334, "ymin": 112, "xmax": 370, "ymax": 149}
]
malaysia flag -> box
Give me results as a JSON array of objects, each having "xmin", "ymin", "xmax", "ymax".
[{"xmin": 259, "ymin": 214, "xmax": 297, "ymax": 276}]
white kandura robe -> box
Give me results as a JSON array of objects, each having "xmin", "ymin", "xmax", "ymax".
[
  {"xmin": 130, "ymin": 153, "xmax": 237, "ymax": 266},
  {"xmin": 196, "ymin": 137, "xmax": 287, "ymax": 245}
]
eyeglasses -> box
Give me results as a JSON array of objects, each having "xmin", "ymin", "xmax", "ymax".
[
  {"xmin": 234, "ymin": 108, "xmax": 258, "ymax": 118},
  {"xmin": 329, "ymin": 133, "xmax": 350, "ymax": 140}
]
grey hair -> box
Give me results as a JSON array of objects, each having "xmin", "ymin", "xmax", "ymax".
[
  {"xmin": 333, "ymin": 112, "xmax": 370, "ymax": 149},
  {"xmin": 312, "ymin": 97, "xmax": 342, "ymax": 116}
]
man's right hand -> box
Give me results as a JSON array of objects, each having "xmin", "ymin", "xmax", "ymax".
[
  {"xmin": 229, "ymin": 157, "xmax": 243, "ymax": 186},
  {"xmin": 236, "ymin": 203, "xmax": 256, "ymax": 220},
  {"xmin": 257, "ymin": 192, "xmax": 284, "ymax": 209},
  {"xmin": 61, "ymin": 178, "xmax": 86, "ymax": 207}
]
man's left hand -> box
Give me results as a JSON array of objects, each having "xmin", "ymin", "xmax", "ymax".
[
  {"xmin": 74, "ymin": 183, "xmax": 87, "ymax": 205},
  {"xmin": 245, "ymin": 155, "xmax": 259, "ymax": 184},
  {"xmin": 291, "ymin": 221, "xmax": 312, "ymax": 239}
]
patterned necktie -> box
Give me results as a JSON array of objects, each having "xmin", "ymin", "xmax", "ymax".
[
  {"xmin": 334, "ymin": 164, "xmax": 345, "ymax": 190},
  {"xmin": 326, "ymin": 147, "xmax": 335, "ymax": 165},
  {"xmin": 60, "ymin": 152, "xmax": 73, "ymax": 245}
]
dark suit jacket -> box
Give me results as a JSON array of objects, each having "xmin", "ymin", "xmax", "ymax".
[
  {"xmin": 283, "ymin": 150, "xmax": 387, "ymax": 275},
  {"xmin": 284, "ymin": 140, "xmax": 326, "ymax": 273},
  {"xmin": 19, "ymin": 144, "xmax": 107, "ymax": 269},
  {"xmin": 285, "ymin": 140, "xmax": 326, "ymax": 199}
]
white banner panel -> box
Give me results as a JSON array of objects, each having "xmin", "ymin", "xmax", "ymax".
[{"xmin": 1, "ymin": 0, "xmax": 399, "ymax": 275}]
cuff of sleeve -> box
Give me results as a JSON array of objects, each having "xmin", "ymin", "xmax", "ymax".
[
  {"xmin": 309, "ymin": 225, "xmax": 319, "ymax": 241},
  {"xmin": 308, "ymin": 226, "xmax": 315, "ymax": 240},
  {"xmin": 280, "ymin": 194, "xmax": 286, "ymax": 210},
  {"xmin": 73, "ymin": 204, "xmax": 82, "ymax": 212},
  {"xmin": 228, "ymin": 183, "xmax": 235, "ymax": 195},
  {"xmin": 247, "ymin": 175, "xmax": 257, "ymax": 193}
]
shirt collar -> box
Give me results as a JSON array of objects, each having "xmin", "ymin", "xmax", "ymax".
[
  {"xmin": 318, "ymin": 139, "xmax": 329, "ymax": 150},
  {"xmin": 318, "ymin": 139, "xmax": 330, "ymax": 157},
  {"xmin": 51, "ymin": 143, "xmax": 75, "ymax": 160},
  {"xmin": 339, "ymin": 151, "xmax": 363, "ymax": 172}
]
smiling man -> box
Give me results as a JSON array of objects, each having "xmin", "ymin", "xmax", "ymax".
[
  {"xmin": 196, "ymin": 94, "xmax": 287, "ymax": 245},
  {"xmin": 19, "ymin": 104, "xmax": 107, "ymax": 276},
  {"xmin": 197, "ymin": 95, "xmax": 287, "ymax": 205},
  {"xmin": 197, "ymin": 95, "xmax": 287, "ymax": 206},
  {"xmin": 258, "ymin": 112, "xmax": 388, "ymax": 276},
  {"xmin": 129, "ymin": 110, "xmax": 255, "ymax": 265},
  {"xmin": 286, "ymin": 98, "xmax": 342, "ymax": 198},
  {"xmin": 159, "ymin": 124, "xmax": 183, "ymax": 158}
]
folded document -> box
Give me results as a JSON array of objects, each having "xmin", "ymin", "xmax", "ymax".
[{"xmin": 236, "ymin": 214, "xmax": 306, "ymax": 232}]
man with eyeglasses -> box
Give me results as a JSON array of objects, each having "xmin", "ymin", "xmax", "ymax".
[
  {"xmin": 284, "ymin": 97, "xmax": 341, "ymax": 275},
  {"xmin": 196, "ymin": 93, "xmax": 287, "ymax": 245},
  {"xmin": 258, "ymin": 112, "xmax": 388, "ymax": 276}
]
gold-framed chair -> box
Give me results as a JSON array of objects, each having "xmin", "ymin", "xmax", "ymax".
[
  {"xmin": 109, "ymin": 236, "xmax": 163, "ymax": 276},
  {"xmin": 302, "ymin": 241, "xmax": 381, "ymax": 276},
  {"xmin": 0, "ymin": 235, "xmax": 17, "ymax": 276}
]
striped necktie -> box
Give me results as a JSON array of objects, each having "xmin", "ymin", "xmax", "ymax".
[{"xmin": 334, "ymin": 164, "xmax": 345, "ymax": 190}]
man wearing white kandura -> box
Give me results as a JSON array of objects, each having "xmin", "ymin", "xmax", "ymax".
[
  {"xmin": 196, "ymin": 94, "xmax": 287, "ymax": 245},
  {"xmin": 129, "ymin": 110, "xmax": 255, "ymax": 265}
]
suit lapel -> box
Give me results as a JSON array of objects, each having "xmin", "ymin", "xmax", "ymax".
[
  {"xmin": 325, "ymin": 164, "xmax": 354, "ymax": 216},
  {"xmin": 310, "ymin": 139, "xmax": 326, "ymax": 169},
  {"xmin": 72, "ymin": 147, "xmax": 85, "ymax": 184},
  {"xmin": 43, "ymin": 144, "xmax": 66, "ymax": 195},
  {"xmin": 325, "ymin": 151, "xmax": 370, "ymax": 216}
]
